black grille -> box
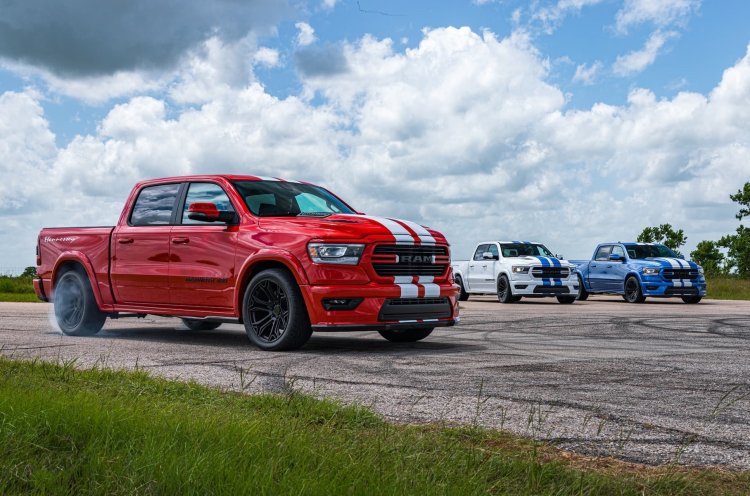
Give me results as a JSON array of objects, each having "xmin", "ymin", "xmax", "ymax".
[
  {"xmin": 378, "ymin": 298, "xmax": 451, "ymax": 321},
  {"xmin": 663, "ymin": 269, "xmax": 699, "ymax": 280},
  {"xmin": 533, "ymin": 286, "xmax": 570, "ymax": 294},
  {"xmin": 665, "ymin": 287, "xmax": 699, "ymax": 295},
  {"xmin": 372, "ymin": 244, "xmax": 448, "ymax": 277},
  {"xmin": 530, "ymin": 267, "xmax": 570, "ymax": 279}
]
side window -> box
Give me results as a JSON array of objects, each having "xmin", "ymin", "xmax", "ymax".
[
  {"xmin": 473, "ymin": 244, "xmax": 488, "ymax": 261},
  {"xmin": 488, "ymin": 244, "xmax": 499, "ymax": 259},
  {"xmin": 182, "ymin": 182, "xmax": 235, "ymax": 225},
  {"xmin": 611, "ymin": 245, "xmax": 626, "ymax": 258},
  {"xmin": 130, "ymin": 184, "xmax": 181, "ymax": 226},
  {"xmin": 594, "ymin": 245, "xmax": 612, "ymax": 261}
]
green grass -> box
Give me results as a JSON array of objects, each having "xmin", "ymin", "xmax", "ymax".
[
  {"xmin": 0, "ymin": 275, "xmax": 40, "ymax": 302},
  {"xmin": 706, "ymin": 277, "xmax": 750, "ymax": 300},
  {"xmin": 0, "ymin": 358, "xmax": 747, "ymax": 495}
]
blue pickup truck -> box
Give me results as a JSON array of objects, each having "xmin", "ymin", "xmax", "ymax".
[{"xmin": 571, "ymin": 243, "xmax": 706, "ymax": 304}]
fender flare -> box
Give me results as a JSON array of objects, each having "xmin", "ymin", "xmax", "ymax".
[
  {"xmin": 234, "ymin": 250, "xmax": 310, "ymax": 316},
  {"xmin": 51, "ymin": 251, "xmax": 110, "ymax": 310}
]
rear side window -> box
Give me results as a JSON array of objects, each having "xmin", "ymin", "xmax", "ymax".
[
  {"xmin": 181, "ymin": 182, "xmax": 235, "ymax": 225},
  {"xmin": 130, "ymin": 184, "xmax": 181, "ymax": 226},
  {"xmin": 594, "ymin": 245, "xmax": 612, "ymax": 261}
]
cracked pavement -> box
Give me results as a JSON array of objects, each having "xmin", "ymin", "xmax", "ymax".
[{"xmin": 1, "ymin": 297, "xmax": 749, "ymax": 469}]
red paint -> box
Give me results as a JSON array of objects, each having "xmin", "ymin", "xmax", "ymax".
[{"xmin": 36, "ymin": 175, "xmax": 459, "ymax": 329}]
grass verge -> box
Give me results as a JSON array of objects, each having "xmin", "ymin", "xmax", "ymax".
[
  {"xmin": 0, "ymin": 358, "xmax": 747, "ymax": 495},
  {"xmin": 706, "ymin": 277, "xmax": 750, "ymax": 300},
  {"xmin": 0, "ymin": 275, "xmax": 39, "ymax": 302},
  {"xmin": 0, "ymin": 292, "xmax": 40, "ymax": 302}
]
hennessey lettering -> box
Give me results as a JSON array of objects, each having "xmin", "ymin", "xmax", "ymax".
[{"xmin": 43, "ymin": 236, "xmax": 78, "ymax": 243}]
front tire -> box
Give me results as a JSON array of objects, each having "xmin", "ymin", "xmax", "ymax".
[
  {"xmin": 456, "ymin": 276, "xmax": 470, "ymax": 301},
  {"xmin": 624, "ymin": 276, "xmax": 646, "ymax": 303},
  {"xmin": 54, "ymin": 268, "xmax": 106, "ymax": 336},
  {"xmin": 497, "ymin": 275, "xmax": 515, "ymax": 303},
  {"xmin": 243, "ymin": 269, "xmax": 312, "ymax": 351},
  {"xmin": 682, "ymin": 295, "xmax": 702, "ymax": 304},
  {"xmin": 378, "ymin": 327, "xmax": 433, "ymax": 342},
  {"xmin": 557, "ymin": 295, "xmax": 576, "ymax": 304},
  {"xmin": 181, "ymin": 319, "xmax": 222, "ymax": 331},
  {"xmin": 577, "ymin": 275, "xmax": 589, "ymax": 301}
]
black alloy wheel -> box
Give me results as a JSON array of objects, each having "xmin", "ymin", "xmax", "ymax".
[
  {"xmin": 557, "ymin": 295, "xmax": 576, "ymax": 304},
  {"xmin": 624, "ymin": 276, "xmax": 646, "ymax": 303},
  {"xmin": 54, "ymin": 268, "xmax": 106, "ymax": 336},
  {"xmin": 682, "ymin": 295, "xmax": 702, "ymax": 304},
  {"xmin": 243, "ymin": 269, "xmax": 312, "ymax": 351},
  {"xmin": 497, "ymin": 275, "xmax": 515, "ymax": 303},
  {"xmin": 577, "ymin": 275, "xmax": 589, "ymax": 301},
  {"xmin": 456, "ymin": 276, "xmax": 470, "ymax": 301}
]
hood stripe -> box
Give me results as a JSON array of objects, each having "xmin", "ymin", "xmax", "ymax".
[{"xmin": 394, "ymin": 218, "xmax": 436, "ymax": 245}]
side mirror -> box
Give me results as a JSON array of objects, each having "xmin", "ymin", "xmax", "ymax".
[
  {"xmin": 556, "ymin": 254, "xmax": 564, "ymax": 260},
  {"xmin": 187, "ymin": 202, "xmax": 235, "ymax": 223},
  {"xmin": 609, "ymin": 253, "xmax": 624, "ymax": 262},
  {"xmin": 482, "ymin": 252, "xmax": 498, "ymax": 261}
]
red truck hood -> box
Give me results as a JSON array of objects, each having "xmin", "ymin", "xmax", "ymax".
[{"xmin": 258, "ymin": 213, "xmax": 447, "ymax": 244}]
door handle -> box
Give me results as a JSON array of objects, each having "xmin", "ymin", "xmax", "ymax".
[
  {"xmin": 172, "ymin": 237, "xmax": 190, "ymax": 244},
  {"xmin": 591, "ymin": 264, "xmax": 597, "ymax": 268},
  {"xmin": 118, "ymin": 238, "xmax": 134, "ymax": 244},
  {"xmin": 606, "ymin": 265, "xmax": 613, "ymax": 268},
  {"xmin": 481, "ymin": 264, "xmax": 487, "ymax": 268}
]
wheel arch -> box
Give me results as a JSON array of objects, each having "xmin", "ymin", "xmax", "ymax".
[
  {"xmin": 623, "ymin": 271, "xmax": 642, "ymax": 292},
  {"xmin": 51, "ymin": 252, "xmax": 106, "ymax": 310},
  {"xmin": 235, "ymin": 253, "xmax": 310, "ymax": 319}
]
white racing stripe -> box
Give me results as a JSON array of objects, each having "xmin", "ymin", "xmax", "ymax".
[
  {"xmin": 254, "ymin": 176, "xmax": 278, "ymax": 181},
  {"xmin": 358, "ymin": 215, "xmax": 415, "ymax": 244},
  {"xmin": 418, "ymin": 276, "xmax": 441, "ymax": 297},
  {"xmin": 396, "ymin": 219, "xmax": 436, "ymax": 245},
  {"xmin": 394, "ymin": 275, "xmax": 419, "ymax": 298}
]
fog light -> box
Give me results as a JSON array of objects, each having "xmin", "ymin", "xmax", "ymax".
[{"xmin": 322, "ymin": 298, "xmax": 363, "ymax": 311}]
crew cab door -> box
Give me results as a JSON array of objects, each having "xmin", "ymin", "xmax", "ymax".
[
  {"xmin": 467, "ymin": 244, "xmax": 496, "ymax": 292},
  {"xmin": 111, "ymin": 183, "xmax": 180, "ymax": 305},
  {"xmin": 169, "ymin": 182, "xmax": 238, "ymax": 308},
  {"xmin": 588, "ymin": 245, "xmax": 612, "ymax": 291},
  {"xmin": 603, "ymin": 245, "xmax": 628, "ymax": 291}
]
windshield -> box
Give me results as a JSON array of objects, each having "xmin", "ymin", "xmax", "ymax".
[
  {"xmin": 500, "ymin": 243, "xmax": 554, "ymax": 257},
  {"xmin": 232, "ymin": 180, "xmax": 356, "ymax": 217},
  {"xmin": 624, "ymin": 244, "xmax": 677, "ymax": 259}
]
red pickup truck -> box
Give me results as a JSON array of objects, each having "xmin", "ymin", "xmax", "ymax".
[{"xmin": 35, "ymin": 175, "xmax": 458, "ymax": 350}]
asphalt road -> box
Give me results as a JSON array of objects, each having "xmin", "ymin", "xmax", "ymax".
[{"xmin": 1, "ymin": 297, "xmax": 749, "ymax": 469}]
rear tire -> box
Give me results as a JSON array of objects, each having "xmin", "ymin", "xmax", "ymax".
[
  {"xmin": 577, "ymin": 276, "xmax": 589, "ymax": 301},
  {"xmin": 456, "ymin": 276, "xmax": 470, "ymax": 301},
  {"xmin": 624, "ymin": 276, "xmax": 646, "ymax": 303},
  {"xmin": 497, "ymin": 275, "xmax": 515, "ymax": 303},
  {"xmin": 54, "ymin": 268, "xmax": 106, "ymax": 336},
  {"xmin": 243, "ymin": 268, "xmax": 312, "ymax": 351},
  {"xmin": 378, "ymin": 327, "xmax": 433, "ymax": 342},
  {"xmin": 557, "ymin": 295, "xmax": 576, "ymax": 304},
  {"xmin": 682, "ymin": 296, "xmax": 702, "ymax": 304},
  {"xmin": 181, "ymin": 319, "xmax": 222, "ymax": 331}
]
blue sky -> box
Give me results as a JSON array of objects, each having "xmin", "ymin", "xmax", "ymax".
[{"xmin": 0, "ymin": 0, "xmax": 749, "ymax": 267}]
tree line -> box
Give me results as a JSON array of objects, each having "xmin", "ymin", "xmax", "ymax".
[{"xmin": 636, "ymin": 182, "xmax": 750, "ymax": 277}]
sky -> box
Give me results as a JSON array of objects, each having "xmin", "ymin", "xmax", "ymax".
[{"xmin": 1, "ymin": 0, "xmax": 749, "ymax": 271}]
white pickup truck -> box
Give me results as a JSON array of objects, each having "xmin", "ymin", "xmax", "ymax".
[{"xmin": 451, "ymin": 241, "xmax": 579, "ymax": 304}]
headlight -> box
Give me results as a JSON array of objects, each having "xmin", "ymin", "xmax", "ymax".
[
  {"xmin": 512, "ymin": 266, "xmax": 530, "ymax": 274},
  {"xmin": 642, "ymin": 267, "xmax": 660, "ymax": 275},
  {"xmin": 308, "ymin": 243, "xmax": 365, "ymax": 265}
]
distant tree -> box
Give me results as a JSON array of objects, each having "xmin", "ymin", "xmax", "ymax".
[
  {"xmin": 21, "ymin": 266, "xmax": 36, "ymax": 278},
  {"xmin": 719, "ymin": 182, "xmax": 750, "ymax": 277},
  {"xmin": 730, "ymin": 182, "xmax": 750, "ymax": 221},
  {"xmin": 636, "ymin": 224, "xmax": 687, "ymax": 256},
  {"xmin": 690, "ymin": 240, "xmax": 725, "ymax": 276}
]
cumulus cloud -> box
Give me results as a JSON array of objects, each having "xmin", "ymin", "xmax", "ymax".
[
  {"xmin": 532, "ymin": 0, "xmax": 604, "ymax": 33},
  {"xmin": 1, "ymin": 28, "xmax": 749, "ymax": 266},
  {"xmin": 573, "ymin": 61, "xmax": 603, "ymax": 85},
  {"xmin": 295, "ymin": 22, "xmax": 317, "ymax": 47},
  {"xmin": 0, "ymin": 0, "xmax": 289, "ymax": 77},
  {"xmin": 613, "ymin": 30, "xmax": 677, "ymax": 76},
  {"xmin": 616, "ymin": 0, "xmax": 701, "ymax": 33}
]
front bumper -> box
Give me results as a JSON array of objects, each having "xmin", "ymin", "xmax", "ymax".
[
  {"xmin": 510, "ymin": 274, "xmax": 578, "ymax": 296},
  {"xmin": 640, "ymin": 277, "xmax": 707, "ymax": 297},
  {"xmin": 302, "ymin": 282, "xmax": 459, "ymax": 329}
]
